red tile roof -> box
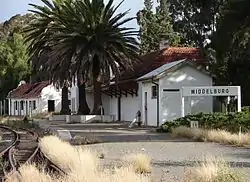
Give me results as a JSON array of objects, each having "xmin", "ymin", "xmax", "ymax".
[
  {"xmin": 8, "ymin": 81, "xmax": 50, "ymax": 99},
  {"xmin": 118, "ymin": 47, "xmax": 204, "ymax": 81},
  {"xmin": 103, "ymin": 47, "xmax": 204, "ymax": 95}
]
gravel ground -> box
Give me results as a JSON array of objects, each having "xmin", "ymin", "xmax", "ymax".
[
  {"xmin": 85, "ymin": 142, "xmax": 250, "ymax": 182},
  {"xmin": 38, "ymin": 120, "xmax": 250, "ymax": 181}
]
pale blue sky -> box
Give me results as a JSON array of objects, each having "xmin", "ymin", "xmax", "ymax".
[{"xmin": 0, "ymin": 0, "xmax": 158, "ymax": 29}]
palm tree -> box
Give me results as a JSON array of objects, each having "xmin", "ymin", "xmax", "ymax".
[
  {"xmin": 26, "ymin": 0, "xmax": 140, "ymax": 115},
  {"xmin": 25, "ymin": 0, "xmax": 89, "ymax": 115}
]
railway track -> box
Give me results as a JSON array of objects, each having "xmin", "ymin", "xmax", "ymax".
[
  {"xmin": 0, "ymin": 126, "xmax": 65, "ymax": 181},
  {"xmin": 0, "ymin": 126, "xmax": 18, "ymax": 179},
  {"xmin": 0, "ymin": 126, "xmax": 18, "ymax": 156}
]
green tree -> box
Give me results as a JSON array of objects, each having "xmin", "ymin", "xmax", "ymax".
[
  {"xmin": 168, "ymin": 0, "xmax": 227, "ymax": 48},
  {"xmin": 0, "ymin": 33, "xmax": 30, "ymax": 100},
  {"xmin": 211, "ymin": 0, "xmax": 250, "ymax": 105},
  {"xmin": 137, "ymin": 0, "xmax": 180, "ymax": 54},
  {"xmin": 26, "ymin": 0, "xmax": 140, "ymax": 114}
]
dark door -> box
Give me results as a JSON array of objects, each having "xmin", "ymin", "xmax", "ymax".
[
  {"xmin": 48, "ymin": 100, "xmax": 55, "ymax": 112},
  {"xmin": 144, "ymin": 92, "xmax": 148, "ymax": 125},
  {"xmin": 118, "ymin": 97, "xmax": 121, "ymax": 121}
]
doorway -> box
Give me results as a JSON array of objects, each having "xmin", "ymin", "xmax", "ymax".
[
  {"xmin": 118, "ymin": 97, "xmax": 121, "ymax": 121},
  {"xmin": 48, "ymin": 100, "xmax": 55, "ymax": 112},
  {"xmin": 144, "ymin": 92, "xmax": 148, "ymax": 125}
]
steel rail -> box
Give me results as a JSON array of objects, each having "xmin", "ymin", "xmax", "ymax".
[
  {"xmin": 1, "ymin": 126, "xmax": 66, "ymax": 182},
  {"xmin": 0, "ymin": 126, "xmax": 18, "ymax": 157}
]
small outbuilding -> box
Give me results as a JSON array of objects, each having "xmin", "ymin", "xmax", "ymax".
[
  {"xmin": 7, "ymin": 81, "xmax": 62, "ymax": 116},
  {"xmin": 136, "ymin": 59, "xmax": 213, "ymax": 126}
]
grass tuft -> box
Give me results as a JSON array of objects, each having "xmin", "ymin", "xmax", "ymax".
[
  {"xmin": 172, "ymin": 126, "xmax": 250, "ymax": 146},
  {"xmin": 39, "ymin": 135, "xmax": 98, "ymax": 173},
  {"xmin": 6, "ymin": 163, "xmax": 61, "ymax": 182},
  {"xmin": 39, "ymin": 135, "xmax": 152, "ymax": 182},
  {"xmin": 123, "ymin": 153, "xmax": 152, "ymax": 174},
  {"xmin": 184, "ymin": 156, "xmax": 244, "ymax": 182}
]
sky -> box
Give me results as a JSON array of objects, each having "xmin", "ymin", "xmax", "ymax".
[{"xmin": 0, "ymin": 0, "xmax": 158, "ymax": 29}]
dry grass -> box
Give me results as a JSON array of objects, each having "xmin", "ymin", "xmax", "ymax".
[
  {"xmin": 172, "ymin": 126, "xmax": 250, "ymax": 146},
  {"xmin": 122, "ymin": 153, "xmax": 152, "ymax": 174},
  {"xmin": 39, "ymin": 136, "xmax": 151, "ymax": 182},
  {"xmin": 6, "ymin": 163, "xmax": 61, "ymax": 182},
  {"xmin": 39, "ymin": 136, "xmax": 98, "ymax": 173},
  {"xmin": 32, "ymin": 112, "xmax": 52, "ymax": 119},
  {"xmin": 184, "ymin": 156, "xmax": 244, "ymax": 182},
  {"xmin": 0, "ymin": 116, "xmax": 23, "ymax": 124},
  {"xmin": 172, "ymin": 126, "xmax": 206, "ymax": 141}
]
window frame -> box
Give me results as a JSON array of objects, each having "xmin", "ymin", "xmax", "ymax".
[
  {"xmin": 151, "ymin": 85, "xmax": 158, "ymax": 99},
  {"xmin": 33, "ymin": 100, "xmax": 36, "ymax": 110}
]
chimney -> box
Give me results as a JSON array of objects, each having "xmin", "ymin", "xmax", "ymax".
[
  {"xmin": 18, "ymin": 80, "xmax": 26, "ymax": 87},
  {"xmin": 159, "ymin": 39, "xmax": 169, "ymax": 50}
]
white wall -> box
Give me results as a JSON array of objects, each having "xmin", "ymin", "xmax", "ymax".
[
  {"xmin": 158, "ymin": 65, "xmax": 213, "ymax": 125},
  {"xmin": 40, "ymin": 85, "xmax": 62, "ymax": 113},
  {"xmin": 70, "ymin": 85, "xmax": 79, "ymax": 113},
  {"xmin": 121, "ymin": 95, "xmax": 140, "ymax": 121},
  {"xmin": 110, "ymin": 97, "xmax": 118, "ymax": 120}
]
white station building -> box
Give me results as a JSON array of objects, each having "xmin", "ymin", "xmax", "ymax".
[{"xmin": 70, "ymin": 47, "xmax": 230, "ymax": 126}]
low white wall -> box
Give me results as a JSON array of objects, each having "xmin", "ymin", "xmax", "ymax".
[
  {"xmin": 50, "ymin": 114, "xmax": 115, "ymax": 123},
  {"xmin": 70, "ymin": 115, "xmax": 114, "ymax": 123},
  {"xmin": 51, "ymin": 115, "xmax": 67, "ymax": 121}
]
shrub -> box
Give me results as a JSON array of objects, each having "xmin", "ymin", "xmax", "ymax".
[
  {"xmin": 3, "ymin": 118, "xmax": 40, "ymax": 130},
  {"xmin": 158, "ymin": 107, "xmax": 250, "ymax": 133}
]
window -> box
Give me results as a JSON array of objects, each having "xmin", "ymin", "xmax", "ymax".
[
  {"xmin": 33, "ymin": 101, "xmax": 36, "ymax": 110},
  {"xmin": 20, "ymin": 101, "xmax": 24, "ymax": 110},
  {"xmin": 152, "ymin": 85, "xmax": 158, "ymax": 99},
  {"xmin": 56, "ymin": 87, "xmax": 60, "ymax": 92}
]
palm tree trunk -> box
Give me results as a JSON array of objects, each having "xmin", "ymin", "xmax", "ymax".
[
  {"xmin": 92, "ymin": 73, "xmax": 102, "ymax": 115},
  {"xmin": 77, "ymin": 75, "xmax": 90, "ymax": 115},
  {"xmin": 60, "ymin": 85, "xmax": 71, "ymax": 115}
]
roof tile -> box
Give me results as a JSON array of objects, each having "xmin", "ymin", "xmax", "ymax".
[
  {"xmin": 119, "ymin": 47, "xmax": 203, "ymax": 81},
  {"xmin": 8, "ymin": 81, "xmax": 50, "ymax": 99}
]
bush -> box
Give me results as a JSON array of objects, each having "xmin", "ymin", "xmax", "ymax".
[
  {"xmin": 4, "ymin": 118, "xmax": 40, "ymax": 130},
  {"xmin": 158, "ymin": 106, "xmax": 250, "ymax": 133}
]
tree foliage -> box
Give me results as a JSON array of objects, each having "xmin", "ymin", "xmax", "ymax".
[
  {"xmin": 211, "ymin": 0, "xmax": 250, "ymax": 105},
  {"xmin": 137, "ymin": 0, "xmax": 180, "ymax": 54},
  {"xmin": 0, "ymin": 15, "xmax": 32, "ymax": 100},
  {"xmin": 168, "ymin": 0, "xmax": 226, "ymax": 48},
  {"xmin": 26, "ymin": 0, "xmax": 140, "ymax": 114}
]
